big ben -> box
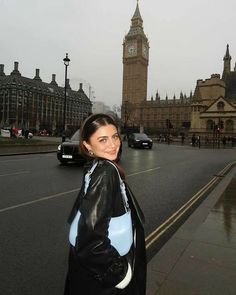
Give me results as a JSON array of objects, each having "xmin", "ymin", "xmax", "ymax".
[{"xmin": 122, "ymin": 1, "xmax": 149, "ymax": 127}]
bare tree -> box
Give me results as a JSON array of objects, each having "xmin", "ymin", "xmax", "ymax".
[{"xmin": 121, "ymin": 101, "xmax": 134, "ymax": 134}]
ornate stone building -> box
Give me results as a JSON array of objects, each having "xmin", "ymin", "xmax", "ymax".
[
  {"xmin": 0, "ymin": 62, "xmax": 92, "ymax": 134},
  {"xmin": 191, "ymin": 45, "xmax": 236, "ymax": 137},
  {"xmin": 121, "ymin": 2, "xmax": 192, "ymax": 135}
]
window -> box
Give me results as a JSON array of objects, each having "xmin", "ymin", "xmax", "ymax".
[
  {"xmin": 206, "ymin": 120, "xmax": 214, "ymax": 131},
  {"xmin": 217, "ymin": 101, "xmax": 224, "ymax": 111},
  {"xmin": 225, "ymin": 120, "xmax": 234, "ymax": 131}
]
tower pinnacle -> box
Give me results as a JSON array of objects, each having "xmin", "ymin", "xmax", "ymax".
[
  {"xmin": 222, "ymin": 44, "xmax": 232, "ymax": 80},
  {"xmin": 224, "ymin": 44, "xmax": 231, "ymax": 60},
  {"xmin": 132, "ymin": 1, "xmax": 142, "ymax": 22},
  {"xmin": 126, "ymin": 0, "xmax": 147, "ymax": 38}
]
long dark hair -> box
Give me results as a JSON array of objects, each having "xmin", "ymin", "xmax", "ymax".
[{"xmin": 79, "ymin": 113, "xmax": 124, "ymax": 178}]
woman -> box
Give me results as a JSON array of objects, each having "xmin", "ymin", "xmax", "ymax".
[{"xmin": 64, "ymin": 113, "xmax": 146, "ymax": 295}]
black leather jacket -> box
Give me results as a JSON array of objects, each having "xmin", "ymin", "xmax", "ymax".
[{"xmin": 67, "ymin": 159, "xmax": 145, "ymax": 288}]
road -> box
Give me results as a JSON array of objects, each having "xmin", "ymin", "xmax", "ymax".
[{"xmin": 0, "ymin": 143, "xmax": 235, "ymax": 294}]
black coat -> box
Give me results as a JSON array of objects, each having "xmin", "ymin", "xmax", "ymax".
[{"xmin": 64, "ymin": 159, "xmax": 146, "ymax": 295}]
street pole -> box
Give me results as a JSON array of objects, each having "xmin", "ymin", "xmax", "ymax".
[{"xmin": 63, "ymin": 53, "xmax": 70, "ymax": 138}]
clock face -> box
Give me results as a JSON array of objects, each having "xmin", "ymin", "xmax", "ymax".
[{"xmin": 126, "ymin": 44, "xmax": 137, "ymax": 56}]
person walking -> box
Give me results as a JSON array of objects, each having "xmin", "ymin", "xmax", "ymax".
[
  {"xmin": 64, "ymin": 113, "xmax": 146, "ymax": 295},
  {"xmin": 191, "ymin": 133, "xmax": 196, "ymax": 147},
  {"xmin": 222, "ymin": 136, "xmax": 226, "ymax": 148}
]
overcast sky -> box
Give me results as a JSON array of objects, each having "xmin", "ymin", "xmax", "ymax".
[{"xmin": 1, "ymin": 0, "xmax": 236, "ymax": 108}]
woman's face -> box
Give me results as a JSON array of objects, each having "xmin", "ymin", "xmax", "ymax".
[{"xmin": 83, "ymin": 124, "xmax": 121, "ymax": 161}]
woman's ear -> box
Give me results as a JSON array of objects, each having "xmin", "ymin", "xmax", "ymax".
[{"xmin": 83, "ymin": 140, "xmax": 91, "ymax": 152}]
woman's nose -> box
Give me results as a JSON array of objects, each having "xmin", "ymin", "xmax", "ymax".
[{"xmin": 108, "ymin": 138, "xmax": 116, "ymax": 147}]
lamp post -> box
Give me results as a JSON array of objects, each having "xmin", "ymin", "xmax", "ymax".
[{"xmin": 63, "ymin": 53, "xmax": 70, "ymax": 135}]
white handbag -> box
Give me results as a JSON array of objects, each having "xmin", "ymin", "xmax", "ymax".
[{"xmin": 69, "ymin": 161, "xmax": 133, "ymax": 256}]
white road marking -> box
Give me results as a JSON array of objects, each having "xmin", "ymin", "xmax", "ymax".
[
  {"xmin": 0, "ymin": 171, "xmax": 30, "ymax": 177},
  {"xmin": 0, "ymin": 188, "xmax": 80, "ymax": 213},
  {"xmin": 0, "ymin": 157, "xmax": 41, "ymax": 163},
  {"xmin": 127, "ymin": 167, "xmax": 161, "ymax": 177},
  {"xmin": 0, "ymin": 166, "xmax": 161, "ymax": 212}
]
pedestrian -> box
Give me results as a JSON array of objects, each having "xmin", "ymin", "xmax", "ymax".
[
  {"xmin": 25, "ymin": 129, "xmax": 29, "ymax": 139},
  {"xmin": 191, "ymin": 133, "xmax": 196, "ymax": 147},
  {"xmin": 198, "ymin": 135, "xmax": 201, "ymax": 148},
  {"xmin": 64, "ymin": 113, "xmax": 146, "ymax": 295},
  {"xmin": 222, "ymin": 136, "xmax": 226, "ymax": 148}
]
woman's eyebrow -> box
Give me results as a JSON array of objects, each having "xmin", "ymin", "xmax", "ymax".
[
  {"xmin": 97, "ymin": 135, "xmax": 108, "ymax": 140},
  {"xmin": 97, "ymin": 133, "xmax": 118, "ymax": 140}
]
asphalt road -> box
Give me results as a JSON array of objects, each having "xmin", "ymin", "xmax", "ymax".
[{"xmin": 0, "ymin": 143, "xmax": 235, "ymax": 294}]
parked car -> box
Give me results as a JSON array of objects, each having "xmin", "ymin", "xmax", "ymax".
[
  {"xmin": 128, "ymin": 133, "xmax": 153, "ymax": 149},
  {"xmin": 57, "ymin": 129, "xmax": 86, "ymax": 165}
]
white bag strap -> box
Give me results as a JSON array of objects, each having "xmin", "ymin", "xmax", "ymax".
[
  {"xmin": 84, "ymin": 161, "xmax": 98, "ymax": 194},
  {"xmin": 107, "ymin": 161, "xmax": 129, "ymax": 211}
]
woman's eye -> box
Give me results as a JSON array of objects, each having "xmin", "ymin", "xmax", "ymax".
[{"xmin": 99, "ymin": 138, "xmax": 107, "ymax": 143}]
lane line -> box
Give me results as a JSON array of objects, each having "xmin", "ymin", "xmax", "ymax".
[
  {"xmin": 0, "ymin": 157, "xmax": 41, "ymax": 163},
  {"xmin": 0, "ymin": 166, "xmax": 161, "ymax": 213},
  {"xmin": 0, "ymin": 188, "xmax": 80, "ymax": 213},
  {"xmin": 145, "ymin": 177, "xmax": 217, "ymax": 249},
  {"xmin": 145, "ymin": 160, "xmax": 236, "ymax": 249},
  {"xmin": 127, "ymin": 167, "xmax": 161, "ymax": 177},
  {"xmin": 0, "ymin": 171, "xmax": 30, "ymax": 177}
]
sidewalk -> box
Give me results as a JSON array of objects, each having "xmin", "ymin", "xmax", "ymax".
[
  {"xmin": 0, "ymin": 136, "xmax": 61, "ymax": 156},
  {"xmin": 147, "ymin": 165, "xmax": 236, "ymax": 295}
]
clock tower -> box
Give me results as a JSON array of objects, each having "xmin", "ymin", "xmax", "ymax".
[{"xmin": 122, "ymin": 1, "xmax": 149, "ymax": 127}]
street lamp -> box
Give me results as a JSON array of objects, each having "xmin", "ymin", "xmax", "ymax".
[{"xmin": 63, "ymin": 53, "xmax": 70, "ymax": 135}]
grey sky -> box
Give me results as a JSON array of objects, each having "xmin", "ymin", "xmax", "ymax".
[{"xmin": 1, "ymin": 0, "xmax": 235, "ymax": 107}]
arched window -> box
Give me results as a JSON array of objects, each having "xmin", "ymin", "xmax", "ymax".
[
  {"xmin": 217, "ymin": 101, "xmax": 225, "ymax": 111},
  {"xmin": 225, "ymin": 120, "xmax": 234, "ymax": 131},
  {"xmin": 206, "ymin": 120, "xmax": 214, "ymax": 131}
]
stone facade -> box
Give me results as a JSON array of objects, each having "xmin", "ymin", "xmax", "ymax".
[
  {"xmin": 0, "ymin": 62, "xmax": 92, "ymax": 134},
  {"xmin": 191, "ymin": 71, "xmax": 236, "ymax": 136}
]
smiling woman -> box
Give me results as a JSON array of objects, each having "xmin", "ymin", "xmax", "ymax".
[
  {"xmin": 64, "ymin": 113, "xmax": 147, "ymax": 295},
  {"xmin": 82, "ymin": 124, "xmax": 121, "ymax": 161}
]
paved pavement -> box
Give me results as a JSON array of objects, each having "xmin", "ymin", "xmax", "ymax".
[{"xmin": 147, "ymin": 164, "xmax": 236, "ymax": 295}]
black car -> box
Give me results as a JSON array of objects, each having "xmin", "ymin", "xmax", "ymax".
[
  {"xmin": 128, "ymin": 133, "xmax": 153, "ymax": 149},
  {"xmin": 57, "ymin": 129, "xmax": 86, "ymax": 165}
]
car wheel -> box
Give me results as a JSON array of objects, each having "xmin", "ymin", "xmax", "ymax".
[{"xmin": 149, "ymin": 146, "xmax": 152, "ymax": 149}]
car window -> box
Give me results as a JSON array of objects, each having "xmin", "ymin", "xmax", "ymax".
[
  {"xmin": 135, "ymin": 133, "xmax": 149, "ymax": 140},
  {"xmin": 71, "ymin": 129, "xmax": 80, "ymax": 141}
]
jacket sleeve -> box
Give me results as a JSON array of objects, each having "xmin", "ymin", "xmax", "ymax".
[{"xmin": 74, "ymin": 164, "xmax": 128, "ymax": 287}]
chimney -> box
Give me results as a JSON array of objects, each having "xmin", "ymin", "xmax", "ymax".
[
  {"xmin": 50, "ymin": 74, "xmax": 58, "ymax": 86},
  {"xmin": 34, "ymin": 68, "xmax": 42, "ymax": 81},
  {"xmin": 11, "ymin": 61, "xmax": 21, "ymax": 76},
  {"xmin": 78, "ymin": 82, "xmax": 84, "ymax": 93},
  {"xmin": 0, "ymin": 64, "xmax": 5, "ymax": 76}
]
